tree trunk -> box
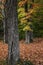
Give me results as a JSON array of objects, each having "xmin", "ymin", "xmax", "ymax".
[
  {"xmin": 25, "ymin": 0, "xmax": 34, "ymax": 43},
  {"xmin": 3, "ymin": 17, "xmax": 8, "ymax": 43},
  {"xmin": 5, "ymin": 0, "xmax": 19, "ymax": 65},
  {"xmin": 2, "ymin": 6, "xmax": 8, "ymax": 43},
  {"xmin": 25, "ymin": 2, "xmax": 31, "ymax": 43},
  {"xmin": 29, "ymin": 0, "xmax": 34, "ymax": 42},
  {"xmin": 5, "ymin": 19, "xmax": 8, "ymax": 43},
  {"xmin": 25, "ymin": 31, "xmax": 30, "ymax": 43},
  {"xmin": 2, "ymin": 8, "xmax": 5, "ymax": 43}
]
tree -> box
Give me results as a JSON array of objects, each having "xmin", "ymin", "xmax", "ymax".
[
  {"xmin": 24, "ymin": 0, "xmax": 34, "ymax": 43},
  {"xmin": 24, "ymin": 1, "xmax": 32, "ymax": 43},
  {"xmin": 18, "ymin": 0, "xmax": 42, "ymax": 43},
  {"xmin": 5, "ymin": 0, "xmax": 19, "ymax": 65},
  {"xmin": 18, "ymin": 0, "xmax": 34, "ymax": 43}
]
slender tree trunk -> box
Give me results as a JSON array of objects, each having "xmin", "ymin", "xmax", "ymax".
[
  {"xmin": 29, "ymin": 0, "xmax": 34, "ymax": 42},
  {"xmin": 3, "ymin": 19, "xmax": 5, "ymax": 43},
  {"xmin": 2, "ymin": 8, "xmax": 5, "ymax": 43},
  {"xmin": 25, "ymin": 2, "xmax": 30, "ymax": 43},
  {"xmin": 3, "ymin": 16, "xmax": 8, "ymax": 43},
  {"xmin": 5, "ymin": 0, "xmax": 19, "ymax": 65},
  {"xmin": 25, "ymin": 0, "xmax": 34, "ymax": 43},
  {"xmin": 25, "ymin": 31, "xmax": 30, "ymax": 43},
  {"xmin": 5, "ymin": 19, "xmax": 8, "ymax": 43},
  {"xmin": 2, "ymin": 6, "xmax": 8, "ymax": 43}
]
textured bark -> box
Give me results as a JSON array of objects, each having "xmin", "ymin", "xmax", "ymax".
[{"xmin": 5, "ymin": 0, "xmax": 19, "ymax": 65}]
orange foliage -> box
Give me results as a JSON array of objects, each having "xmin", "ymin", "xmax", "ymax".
[
  {"xmin": 18, "ymin": 0, "xmax": 43, "ymax": 8},
  {"xmin": 18, "ymin": 0, "xmax": 27, "ymax": 7}
]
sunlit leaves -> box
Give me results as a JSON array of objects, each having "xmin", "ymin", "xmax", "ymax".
[
  {"xmin": 18, "ymin": 12, "xmax": 26, "ymax": 19},
  {"xmin": 20, "ymin": 19, "xmax": 27, "ymax": 24},
  {"xmin": 18, "ymin": 8, "xmax": 25, "ymax": 13},
  {"xmin": 23, "ymin": 25, "xmax": 33, "ymax": 31},
  {"xmin": 18, "ymin": 0, "xmax": 27, "ymax": 7}
]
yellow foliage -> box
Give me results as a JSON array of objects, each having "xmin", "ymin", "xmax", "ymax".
[
  {"xmin": 28, "ymin": 22, "xmax": 32, "ymax": 25},
  {"xmin": 28, "ymin": 9, "xmax": 34, "ymax": 15},
  {"xmin": 20, "ymin": 19, "xmax": 27, "ymax": 24},
  {"xmin": 25, "ymin": 15, "xmax": 31, "ymax": 19},
  {"xmin": 23, "ymin": 25, "xmax": 33, "ymax": 31},
  {"xmin": 21, "ymin": 14, "xmax": 31, "ymax": 19},
  {"xmin": 18, "ymin": 8, "xmax": 25, "ymax": 13},
  {"xmin": 18, "ymin": 12, "xmax": 26, "ymax": 19}
]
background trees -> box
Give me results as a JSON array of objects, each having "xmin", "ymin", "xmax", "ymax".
[
  {"xmin": 18, "ymin": 0, "xmax": 43, "ymax": 41},
  {"xmin": 0, "ymin": 0, "xmax": 43, "ymax": 41}
]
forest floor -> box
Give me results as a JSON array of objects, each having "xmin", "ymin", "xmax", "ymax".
[{"xmin": 0, "ymin": 38, "xmax": 43, "ymax": 65}]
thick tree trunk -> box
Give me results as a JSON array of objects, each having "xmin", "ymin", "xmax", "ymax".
[{"xmin": 5, "ymin": 0, "xmax": 19, "ymax": 65}]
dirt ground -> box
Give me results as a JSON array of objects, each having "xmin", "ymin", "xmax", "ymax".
[{"xmin": 0, "ymin": 38, "xmax": 43, "ymax": 65}]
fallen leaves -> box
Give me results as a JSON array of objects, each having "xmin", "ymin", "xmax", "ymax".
[
  {"xmin": 0, "ymin": 41, "xmax": 8, "ymax": 61},
  {"xmin": 0, "ymin": 38, "xmax": 43, "ymax": 65}
]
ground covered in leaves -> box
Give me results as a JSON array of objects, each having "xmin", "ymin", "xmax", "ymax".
[{"xmin": 0, "ymin": 38, "xmax": 43, "ymax": 65}]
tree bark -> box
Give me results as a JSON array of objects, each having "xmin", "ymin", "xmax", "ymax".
[{"xmin": 5, "ymin": 0, "xmax": 19, "ymax": 65}]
